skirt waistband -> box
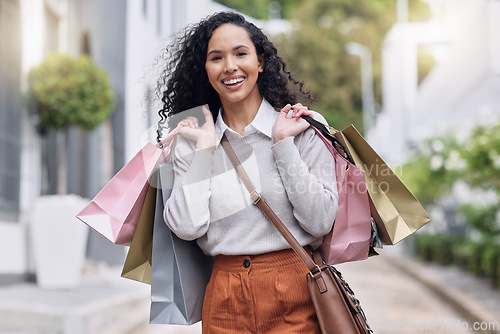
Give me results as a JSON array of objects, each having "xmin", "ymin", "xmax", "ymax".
[{"xmin": 213, "ymin": 248, "xmax": 309, "ymax": 272}]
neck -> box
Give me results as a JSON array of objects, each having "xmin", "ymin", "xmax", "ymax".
[{"xmin": 221, "ymin": 95, "xmax": 263, "ymax": 136}]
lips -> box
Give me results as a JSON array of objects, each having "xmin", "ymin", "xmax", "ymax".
[{"xmin": 222, "ymin": 76, "xmax": 245, "ymax": 89}]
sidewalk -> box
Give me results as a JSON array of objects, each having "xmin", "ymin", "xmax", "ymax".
[
  {"xmin": 386, "ymin": 251, "xmax": 500, "ymax": 333},
  {"xmin": 339, "ymin": 249, "xmax": 499, "ymax": 334},
  {"xmin": 1, "ymin": 249, "xmax": 499, "ymax": 334}
]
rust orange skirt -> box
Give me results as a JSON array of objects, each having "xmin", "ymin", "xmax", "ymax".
[{"xmin": 201, "ymin": 248, "xmax": 321, "ymax": 334}]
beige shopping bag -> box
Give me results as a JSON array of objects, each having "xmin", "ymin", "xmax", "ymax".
[
  {"xmin": 121, "ymin": 184, "xmax": 157, "ymax": 284},
  {"xmin": 335, "ymin": 125, "xmax": 430, "ymax": 245}
]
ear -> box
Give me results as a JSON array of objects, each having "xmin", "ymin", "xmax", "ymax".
[{"xmin": 258, "ymin": 54, "xmax": 265, "ymax": 73}]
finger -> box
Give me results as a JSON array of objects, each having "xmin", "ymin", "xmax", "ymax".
[
  {"xmin": 202, "ymin": 106, "xmax": 214, "ymax": 125},
  {"xmin": 179, "ymin": 118, "xmax": 197, "ymax": 129},
  {"xmin": 292, "ymin": 105, "xmax": 308, "ymax": 111},
  {"xmin": 279, "ymin": 104, "xmax": 292, "ymax": 118},
  {"xmin": 293, "ymin": 114, "xmax": 310, "ymax": 128},
  {"xmin": 292, "ymin": 103, "xmax": 308, "ymax": 112},
  {"xmin": 179, "ymin": 121, "xmax": 191, "ymax": 128},
  {"xmin": 187, "ymin": 116, "xmax": 198, "ymax": 124},
  {"xmin": 183, "ymin": 121, "xmax": 195, "ymax": 129},
  {"xmin": 179, "ymin": 126, "xmax": 199, "ymax": 140},
  {"xmin": 293, "ymin": 109, "xmax": 312, "ymax": 118},
  {"xmin": 187, "ymin": 116, "xmax": 199, "ymax": 128}
]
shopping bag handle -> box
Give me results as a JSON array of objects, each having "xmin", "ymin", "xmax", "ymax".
[
  {"xmin": 300, "ymin": 115, "xmax": 353, "ymax": 164},
  {"xmin": 301, "ymin": 115, "xmax": 338, "ymax": 135}
]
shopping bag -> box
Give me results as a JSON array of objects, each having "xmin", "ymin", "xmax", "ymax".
[
  {"xmin": 150, "ymin": 163, "xmax": 214, "ymax": 325},
  {"xmin": 76, "ymin": 127, "xmax": 180, "ymax": 245},
  {"xmin": 121, "ymin": 183, "xmax": 157, "ymax": 284},
  {"xmin": 306, "ymin": 124, "xmax": 371, "ymax": 265},
  {"xmin": 336, "ymin": 125, "xmax": 431, "ymax": 245}
]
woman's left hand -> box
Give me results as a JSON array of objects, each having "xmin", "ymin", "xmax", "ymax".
[{"xmin": 272, "ymin": 103, "xmax": 313, "ymax": 143}]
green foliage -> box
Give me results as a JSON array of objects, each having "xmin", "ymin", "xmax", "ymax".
[
  {"xmin": 215, "ymin": 0, "xmax": 270, "ymax": 19},
  {"xmin": 29, "ymin": 53, "xmax": 115, "ymax": 131},
  {"xmin": 468, "ymin": 241, "xmax": 490, "ymax": 276},
  {"xmin": 415, "ymin": 234, "xmax": 500, "ymax": 287},
  {"xmin": 414, "ymin": 233, "xmax": 435, "ymax": 261},
  {"xmin": 403, "ymin": 120, "xmax": 500, "ymax": 279},
  {"xmin": 275, "ymin": 0, "xmax": 307, "ymax": 19},
  {"xmin": 481, "ymin": 245, "xmax": 500, "ymax": 282},
  {"xmin": 214, "ymin": 0, "xmax": 304, "ymax": 19},
  {"xmin": 277, "ymin": 0, "xmax": 386, "ymax": 131},
  {"xmin": 461, "ymin": 122, "xmax": 500, "ymax": 192},
  {"xmin": 453, "ymin": 238, "xmax": 475, "ymax": 270},
  {"xmin": 399, "ymin": 120, "xmax": 500, "ymax": 221},
  {"xmin": 458, "ymin": 204, "xmax": 500, "ymax": 237},
  {"xmin": 398, "ymin": 133, "xmax": 463, "ymax": 206},
  {"xmin": 414, "ymin": 234, "xmax": 464, "ymax": 264}
]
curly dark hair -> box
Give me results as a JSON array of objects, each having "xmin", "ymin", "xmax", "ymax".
[{"xmin": 156, "ymin": 11, "xmax": 312, "ymax": 142}]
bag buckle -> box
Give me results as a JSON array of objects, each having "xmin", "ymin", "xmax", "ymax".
[
  {"xmin": 307, "ymin": 263, "xmax": 323, "ymax": 277},
  {"xmin": 308, "ymin": 264, "xmax": 328, "ymax": 293},
  {"xmin": 250, "ymin": 190, "xmax": 261, "ymax": 204}
]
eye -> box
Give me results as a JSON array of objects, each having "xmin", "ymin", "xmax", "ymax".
[
  {"xmin": 209, "ymin": 56, "xmax": 222, "ymax": 61},
  {"xmin": 237, "ymin": 52, "xmax": 247, "ymax": 57}
]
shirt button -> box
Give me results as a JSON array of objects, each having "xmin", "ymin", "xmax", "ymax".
[{"xmin": 243, "ymin": 259, "xmax": 250, "ymax": 268}]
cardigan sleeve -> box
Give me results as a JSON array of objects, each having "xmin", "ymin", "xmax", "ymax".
[
  {"xmin": 271, "ymin": 112, "xmax": 338, "ymax": 237},
  {"xmin": 164, "ymin": 135, "xmax": 213, "ymax": 241}
]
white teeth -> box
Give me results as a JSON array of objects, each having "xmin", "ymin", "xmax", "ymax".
[{"xmin": 223, "ymin": 77, "xmax": 244, "ymax": 85}]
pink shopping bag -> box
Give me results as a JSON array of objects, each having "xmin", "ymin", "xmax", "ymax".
[
  {"xmin": 311, "ymin": 126, "xmax": 372, "ymax": 265},
  {"xmin": 77, "ymin": 127, "xmax": 180, "ymax": 245}
]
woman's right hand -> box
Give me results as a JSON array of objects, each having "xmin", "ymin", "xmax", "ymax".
[{"xmin": 178, "ymin": 106, "xmax": 217, "ymax": 153}]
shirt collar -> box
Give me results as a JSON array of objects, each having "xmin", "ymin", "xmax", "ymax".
[{"xmin": 215, "ymin": 98, "xmax": 277, "ymax": 148}]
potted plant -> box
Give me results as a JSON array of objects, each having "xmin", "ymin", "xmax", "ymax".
[{"xmin": 28, "ymin": 53, "xmax": 114, "ymax": 289}]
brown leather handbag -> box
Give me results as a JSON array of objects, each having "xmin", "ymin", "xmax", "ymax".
[{"xmin": 221, "ymin": 135, "xmax": 372, "ymax": 334}]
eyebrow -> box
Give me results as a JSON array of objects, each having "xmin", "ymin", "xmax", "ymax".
[{"xmin": 207, "ymin": 44, "xmax": 250, "ymax": 57}]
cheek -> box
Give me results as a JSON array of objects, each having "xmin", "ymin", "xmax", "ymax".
[
  {"xmin": 245, "ymin": 59, "xmax": 261, "ymax": 76},
  {"xmin": 205, "ymin": 64, "xmax": 221, "ymax": 92},
  {"xmin": 205, "ymin": 64, "xmax": 212, "ymax": 79},
  {"xmin": 205, "ymin": 64, "xmax": 218, "ymax": 82}
]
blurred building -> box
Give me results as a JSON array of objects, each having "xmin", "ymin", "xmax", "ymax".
[
  {"xmin": 0, "ymin": 0, "xmax": 264, "ymax": 282},
  {"xmin": 368, "ymin": 0, "xmax": 500, "ymax": 165}
]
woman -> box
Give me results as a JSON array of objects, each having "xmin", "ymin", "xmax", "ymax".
[{"xmin": 158, "ymin": 11, "xmax": 338, "ymax": 333}]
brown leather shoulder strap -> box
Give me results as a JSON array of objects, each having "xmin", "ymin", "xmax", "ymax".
[{"xmin": 220, "ymin": 134, "xmax": 318, "ymax": 272}]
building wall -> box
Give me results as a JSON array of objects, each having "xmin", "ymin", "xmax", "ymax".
[
  {"xmin": 0, "ymin": 0, "xmax": 250, "ymax": 277},
  {"xmin": 71, "ymin": 0, "xmax": 129, "ymax": 265},
  {"xmin": 124, "ymin": 0, "xmax": 166, "ymax": 160},
  {"xmin": 0, "ymin": 0, "xmax": 42, "ymax": 278},
  {"xmin": 0, "ymin": 0, "xmax": 129, "ymax": 276}
]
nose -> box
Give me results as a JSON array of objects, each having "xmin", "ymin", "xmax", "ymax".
[{"xmin": 223, "ymin": 57, "xmax": 238, "ymax": 73}]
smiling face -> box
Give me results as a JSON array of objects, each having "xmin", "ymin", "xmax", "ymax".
[{"xmin": 205, "ymin": 23, "xmax": 264, "ymax": 108}]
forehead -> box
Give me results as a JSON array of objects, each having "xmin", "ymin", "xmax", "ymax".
[{"xmin": 207, "ymin": 23, "xmax": 255, "ymax": 51}]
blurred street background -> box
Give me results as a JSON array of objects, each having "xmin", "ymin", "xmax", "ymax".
[{"xmin": 1, "ymin": 0, "xmax": 500, "ymax": 333}]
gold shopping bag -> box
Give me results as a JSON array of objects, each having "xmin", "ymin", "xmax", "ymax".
[
  {"xmin": 335, "ymin": 125, "xmax": 430, "ymax": 245},
  {"xmin": 121, "ymin": 183, "xmax": 157, "ymax": 284}
]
